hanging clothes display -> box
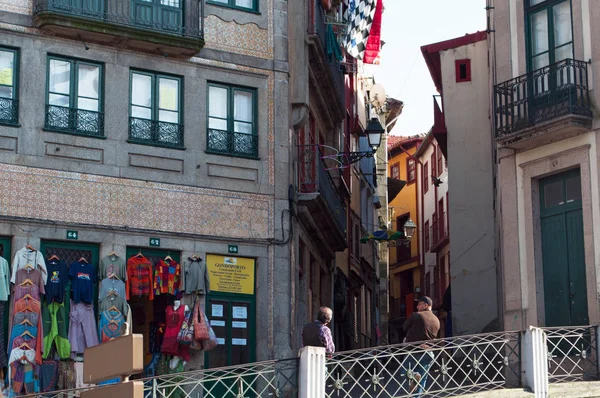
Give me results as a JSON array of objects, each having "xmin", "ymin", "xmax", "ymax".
[
  {"xmin": 153, "ymin": 258, "xmax": 181, "ymax": 297},
  {"xmin": 98, "ymin": 277, "xmax": 126, "ymax": 299},
  {"xmin": 100, "ymin": 253, "xmax": 127, "ymax": 281},
  {"xmin": 42, "ymin": 302, "xmax": 71, "ymax": 360},
  {"xmin": 98, "ymin": 294, "xmax": 128, "ymax": 316},
  {"xmin": 160, "ymin": 305, "xmax": 189, "ymax": 361},
  {"xmin": 97, "ymin": 308, "xmax": 125, "ymax": 343},
  {"xmin": 68, "ymin": 301, "xmax": 98, "ymax": 359},
  {"xmin": 181, "ymin": 256, "xmax": 209, "ymax": 294},
  {"xmin": 45, "ymin": 257, "xmax": 68, "ymax": 304},
  {"xmin": 126, "ymin": 254, "xmax": 154, "ymax": 300},
  {"xmin": 68, "ymin": 260, "xmax": 96, "ymax": 304},
  {"xmin": 0, "ymin": 253, "xmax": 9, "ymax": 369},
  {"xmin": 11, "ymin": 294, "xmax": 44, "ymax": 365},
  {"xmin": 10, "ymin": 247, "xmax": 47, "ymax": 284}
]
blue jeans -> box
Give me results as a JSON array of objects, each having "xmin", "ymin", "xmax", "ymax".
[{"xmin": 404, "ymin": 351, "xmax": 433, "ymax": 397}]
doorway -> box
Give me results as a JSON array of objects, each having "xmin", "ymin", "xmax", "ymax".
[{"xmin": 539, "ymin": 168, "xmax": 588, "ymax": 326}]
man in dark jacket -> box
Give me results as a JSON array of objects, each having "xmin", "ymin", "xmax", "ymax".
[
  {"xmin": 302, "ymin": 307, "xmax": 335, "ymax": 354},
  {"xmin": 403, "ymin": 296, "xmax": 440, "ymax": 396}
]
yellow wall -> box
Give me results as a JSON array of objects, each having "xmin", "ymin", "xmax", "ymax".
[{"xmin": 388, "ymin": 141, "xmax": 421, "ymax": 298}]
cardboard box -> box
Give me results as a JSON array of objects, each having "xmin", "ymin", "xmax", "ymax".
[
  {"xmin": 80, "ymin": 381, "xmax": 143, "ymax": 398},
  {"xmin": 83, "ymin": 334, "xmax": 144, "ymax": 384}
]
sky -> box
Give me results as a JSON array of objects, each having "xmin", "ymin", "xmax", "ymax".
[{"xmin": 367, "ymin": 1, "xmax": 487, "ymax": 136}]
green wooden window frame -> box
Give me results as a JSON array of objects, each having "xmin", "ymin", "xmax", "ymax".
[
  {"xmin": 129, "ymin": 69, "xmax": 185, "ymax": 149},
  {"xmin": 45, "ymin": 55, "xmax": 105, "ymax": 137},
  {"xmin": 131, "ymin": 0, "xmax": 184, "ymax": 32},
  {"xmin": 0, "ymin": 47, "xmax": 19, "ymax": 126},
  {"xmin": 525, "ymin": 0, "xmax": 574, "ymax": 72},
  {"xmin": 206, "ymin": 82, "xmax": 258, "ymax": 159},
  {"xmin": 207, "ymin": 0, "xmax": 259, "ymax": 13}
]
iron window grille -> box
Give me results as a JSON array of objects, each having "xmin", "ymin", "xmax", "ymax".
[
  {"xmin": 0, "ymin": 47, "xmax": 19, "ymax": 126},
  {"xmin": 45, "ymin": 56, "xmax": 104, "ymax": 137}
]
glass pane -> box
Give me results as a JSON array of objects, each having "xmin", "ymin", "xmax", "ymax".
[
  {"xmin": 131, "ymin": 73, "xmax": 152, "ymax": 107},
  {"xmin": 230, "ymin": 302, "xmax": 250, "ymax": 365},
  {"xmin": 0, "ymin": 50, "xmax": 14, "ymax": 91},
  {"xmin": 209, "ymin": 117, "xmax": 227, "ymax": 130},
  {"xmin": 533, "ymin": 53, "xmax": 549, "ymax": 93},
  {"xmin": 49, "ymin": 93, "xmax": 70, "ymax": 107},
  {"xmin": 78, "ymin": 97, "xmax": 98, "ymax": 112},
  {"xmin": 78, "ymin": 64, "xmax": 99, "ymax": 99},
  {"xmin": 553, "ymin": 2, "xmax": 572, "ymax": 47},
  {"xmin": 555, "ymin": 43, "xmax": 573, "ymax": 63},
  {"xmin": 209, "ymin": 86, "xmax": 228, "ymax": 119},
  {"xmin": 234, "ymin": 121, "xmax": 253, "ymax": 134},
  {"xmin": 234, "ymin": 90, "xmax": 253, "ymax": 123},
  {"xmin": 530, "ymin": 0, "xmax": 544, "ymax": 5},
  {"xmin": 207, "ymin": 300, "xmax": 228, "ymax": 368},
  {"xmin": 530, "ymin": 10, "xmax": 549, "ymax": 56},
  {"xmin": 566, "ymin": 175, "xmax": 582, "ymax": 203},
  {"xmin": 235, "ymin": 0, "xmax": 253, "ymax": 8},
  {"xmin": 161, "ymin": 0, "xmax": 180, "ymax": 6},
  {"xmin": 211, "ymin": 0, "xmax": 228, "ymax": 3},
  {"xmin": 0, "ymin": 86, "xmax": 12, "ymax": 99},
  {"xmin": 132, "ymin": 105, "xmax": 151, "ymax": 119},
  {"xmin": 544, "ymin": 180, "xmax": 564, "ymax": 208},
  {"xmin": 49, "ymin": 59, "xmax": 71, "ymax": 95},
  {"xmin": 159, "ymin": 109, "xmax": 178, "ymax": 123},
  {"xmin": 159, "ymin": 78, "xmax": 178, "ymax": 111}
]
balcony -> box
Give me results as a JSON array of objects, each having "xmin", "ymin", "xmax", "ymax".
[
  {"xmin": 206, "ymin": 129, "xmax": 259, "ymax": 159},
  {"xmin": 33, "ymin": 0, "xmax": 204, "ymax": 57},
  {"xmin": 307, "ymin": 0, "xmax": 345, "ymax": 125},
  {"xmin": 45, "ymin": 105, "xmax": 104, "ymax": 137},
  {"xmin": 297, "ymin": 145, "xmax": 348, "ymax": 251},
  {"xmin": 432, "ymin": 95, "xmax": 447, "ymax": 157},
  {"xmin": 0, "ymin": 98, "xmax": 19, "ymax": 126},
  {"xmin": 128, "ymin": 117, "xmax": 183, "ymax": 148},
  {"xmin": 494, "ymin": 58, "xmax": 592, "ymax": 151},
  {"xmin": 430, "ymin": 212, "xmax": 448, "ymax": 253}
]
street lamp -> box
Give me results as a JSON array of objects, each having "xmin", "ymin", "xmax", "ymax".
[
  {"xmin": 403, "ymin": 219, "xmax": 417, "ymax": 240},
  {"xmin": 339, "ymin": 117, "xmax": 385, "ymax": 165}
]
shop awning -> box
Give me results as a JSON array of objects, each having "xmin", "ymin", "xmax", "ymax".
[
  {"xmin": 361, "ymin": 229, "xmax": 407, "ymax": 243},
  {"xmin": 388, "ymin": 178, "xmax": 406, "ymax": 203}
]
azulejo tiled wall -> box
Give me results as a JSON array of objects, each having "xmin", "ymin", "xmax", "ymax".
[
  {"xmin": 0, "ymin": 164, "xmax": 273, "ymax": 239},
  {"xmin": 204, "ymin": 15, "xmax": 272, "ymax": 59}
]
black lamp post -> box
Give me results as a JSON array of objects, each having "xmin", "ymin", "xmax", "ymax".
[{"xmin": 340, "ymin": 117, "xmax": 385, "ymax": 165}]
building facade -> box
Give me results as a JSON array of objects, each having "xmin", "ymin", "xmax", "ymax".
[
  {"xmin": 0, "ymin": 0, "xmax": 292, "ymax": 378},
  {"xmin": 421, "ymin": 31, "xmax": 498, "ymax": 335},
  {"xmin": 491, "ymin": 0, "xmax": 600, "ymax": 330}
]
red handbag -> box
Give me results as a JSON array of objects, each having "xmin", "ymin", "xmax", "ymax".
[{"xmin": 193, "ymin": 301, "xmax": 209, "ymax": 341}]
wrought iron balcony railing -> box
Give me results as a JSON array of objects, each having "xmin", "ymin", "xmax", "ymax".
[
  {"xmin": 206, "ymin": 129, "xmax": 258, "ymax": 159},
  {"xmin": 129, "ymin": 117, "xmax": 184, "ymax": 148},
  {"xmin": 45, "ymin": 105, "xmax": 104, "ymax": 137},
  {"xmin": 33, "ymin": 0, "xmax": 203, "ymax": 40},
  {"xmin": 494, "ymin": 58, "xmax": 592, "ymax": 138},
  {"xmin": 0, "ymin": 97, "xmax": 19, "ymax": 126}
]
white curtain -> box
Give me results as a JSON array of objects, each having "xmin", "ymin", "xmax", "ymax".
[
  {"xmin": 77, "ymin": 64, "xmax": 99, "ymax": 111},
  {"xmin": 159, "ymin": 78, "xmax": 179, "ymax": 123},
  {"xmin": 235, "ymin": 0, "xmax": 253, "ymax": 8},
  {"xmin": 0, "ymin": 50, "xmax": 14, "ymax": 99},
  {"xmin": 131, "ymin": 73, "xmax": 152, "ymax": 119},
  {"xmin": 49, "ymin": 59, "xmax": 71, "ymax": 107},
  {"xmin": 209, "ymin": 86, "xmax": 228, "ymax": 130},
  {"xmin": 233, "ymin": 90, "xmax": 253, "ymax": 134},
  {"xmin": 553, "ymin": 2, "xmax": 572, "ymax": 61}
]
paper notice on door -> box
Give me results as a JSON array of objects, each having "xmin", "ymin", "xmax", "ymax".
[
  {"xmin": 232, "ymin": 306, "xmax": 247, "ymax": 319},
  {"xmin": 232, "ymin": 321, "xmax": 247, "ymax": 328},
  {"xmin": 210, "ymin": 320, "xmax": 226, "ymax": 327},
  {"xmin": 232, "ymin": 338, "xmax": 247, "ymax": 346},
  {"xmin": 212, "ymin": 304, "xmax": 224, "ymax": 317},
  {"xmin": 217, "ymin": 338, "xmax": 225, "ymax": 345}
]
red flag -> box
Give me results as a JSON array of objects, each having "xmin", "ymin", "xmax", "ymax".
[{"xmin": 363, "ymin": 0, "xmax": 383, "ymax": 64}]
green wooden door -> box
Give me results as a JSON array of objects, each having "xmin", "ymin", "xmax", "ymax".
[
  {"xmin": 0, "ymin": 236, "xmax": 12, "ymax": 348},
  {"xmin": 540, "ymin": 169, "xmax": 588, "ymax": 326}
]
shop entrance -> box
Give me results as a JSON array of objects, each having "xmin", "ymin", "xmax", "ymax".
[{"xmin": 125, "ymin": 247, "xmax": 181, "ymax": 364}]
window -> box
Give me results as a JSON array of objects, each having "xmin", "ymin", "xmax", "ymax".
[
  {"xmin": 455, "ymin": 59, "xmax": 471, "ymax": 82},
  {"xmin": 207, "ymin": 83, "xmax": 258, "ymax": 158},
  {"xmin": 45, "ymin": 56, "xmax": 103, "ymax": 136},
  {"xmin": 391, "ymin": 162, "xmax": 400, "ymax": 180},
  {"xmin": 424, "ymin": 220, "xmax": 430, "ymax": 251},
  {"xmin": 129, "ymin": 70, "xmax": 183, "ymax": 147},
  {"xmin": 0, "ymin": 47, "xmax": 18, "ymax": 126},
  {"xmin": 208, "ymin": 0, "xmax": 258, "ymax": 12},
  {"xmin": 423, "ymin": 162, "xmax": 429, "ymax": 193},
  {"xmin": 437, "ymin": 146, "xmax": 443, "ymax": 177},
  {"xmin": 407, "ymin": 158, "xmax": 416, "ymax": 183},
  {"xmin": 527, "ymin": 0, "xmax": 572, "ymax": 72},
  {"xmin": 132, "ymin": 0, "xmax": 183, "ymax": 32},
  {"xmin": 430, "ymin": 152, "xmax": 436, "ymax": 183}
]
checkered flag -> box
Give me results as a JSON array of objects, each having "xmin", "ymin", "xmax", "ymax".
[{"xmin": 343, "ymin": 0, "xmax": 378, "ymax": 60}]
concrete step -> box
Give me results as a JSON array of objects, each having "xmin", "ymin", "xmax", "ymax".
[{"xmin": 458, "ymin": 381, "xmax": 600, "ymax": 398}]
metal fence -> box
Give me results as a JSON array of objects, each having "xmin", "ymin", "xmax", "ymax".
[
  {"xmin": 0, "ymin": 97, "xmax": 19, "ymax": 126},
  {"xmin": 325, "ymin": 331, "xmax": 521, "ymax": 398},
  {"xmin": 543, "ymin": 326, "xmax": 599, "ymax": 384},
  {"xmin": 141, "ymin": 357, "xmax": 298, "ymax": 398}
]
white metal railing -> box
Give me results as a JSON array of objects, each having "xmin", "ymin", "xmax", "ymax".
[
  {"xmin": 542, "ymin": 326, "xmax": 600, "ymax": 383},
  {"xmin": 324, "ymin": 331, "xmax": 521, "ymax": 397}
]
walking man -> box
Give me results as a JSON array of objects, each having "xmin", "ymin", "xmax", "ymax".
[
  {"xmin": 302, "ymin": 306, "xmax": 335, "ymax": 355},
  {"xmin": 403, "ymin": 296, "xmax": 440, "ymax": 396}
]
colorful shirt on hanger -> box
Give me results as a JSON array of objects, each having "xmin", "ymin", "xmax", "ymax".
[
  {"xmin": 14, "ymin": 268, "xmax": 45, "ymax": 295},
  {"xmin": 100, "ymin": 254, "xmax": 127, "ymax": 281},
  {"xmin": 10, "ymin": 247, "xmax": 48, "ymax": 284},
  {"xmin": 68, "ymin": 261, "xmax": 96, "ymax": 304},
  {"xmin": 153, "ymin": 259, "xmax": 181, "ymax": 296},
  {"xmin": 13, "ymin": 283, "xmax": 42, "ymax": 302},
  {"xmin": 0, "ymin": 256, "xmax": 9, "ymax": 301},
  {"xmin": 97, "ymin": 308, "xmax": 125, "ymax": 343},
  {"xmin": 98, "ymin": 278, "xmax": 126, "ymax": 299},
  {"xmin": 13, "ymin": 296, "xmax": 44, "ymax": 364},
  {"xmin": 126, "ymin": 255, "xmax": 154, "ymax": 300},
  {"xmin": 45, "ymin": 258, "xmax": 68, "ymax": 304}
]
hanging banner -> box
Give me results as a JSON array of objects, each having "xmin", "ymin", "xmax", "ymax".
[{"xmin": 206, "ymin": 254, "xmax": 255, "ymax": 295}]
